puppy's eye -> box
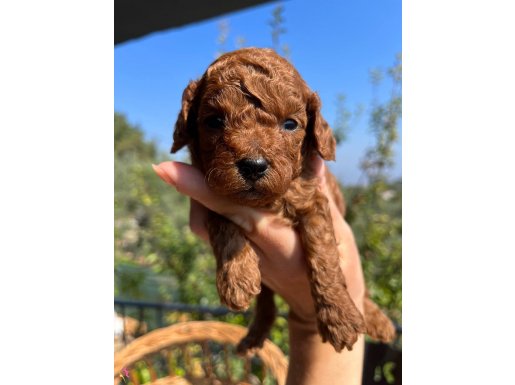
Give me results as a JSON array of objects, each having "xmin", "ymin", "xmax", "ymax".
[
  {"xmin": 205, "ymin": 116, "xmax": 225, "ymax": 129},
  {"xmin": 282, "ymin": 119, "xmax": 298, "ymax": 131}
]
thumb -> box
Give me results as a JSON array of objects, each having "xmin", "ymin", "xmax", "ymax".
[
  {"xmin": 152, "ymin": 161, "xmax": 213, "ymax": 205},
  {"xmin": 152, "ymin": 162, "xmax": 256, "ymax": 231}
]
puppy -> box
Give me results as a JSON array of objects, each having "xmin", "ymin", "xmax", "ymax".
[{"xmin": 171, "ymin": 48, "xmax": 395, "ymax": 353}]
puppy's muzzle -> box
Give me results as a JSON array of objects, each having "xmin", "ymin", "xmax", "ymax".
[{"xmin": 237, "ymin": 157, "xmax": 269, "ymax": 181}]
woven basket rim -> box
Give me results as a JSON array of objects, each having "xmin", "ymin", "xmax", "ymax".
[{"xmin": 114, "ymin": 320, "xmax": 288, "ymax": 385}]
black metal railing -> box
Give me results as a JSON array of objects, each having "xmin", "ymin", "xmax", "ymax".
[{"xmin": 115, "ymin": 298, "xmax": 253, "ymax": 330}]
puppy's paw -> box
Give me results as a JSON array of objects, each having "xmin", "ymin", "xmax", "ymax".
[
  {"xmin": 216, "ymin": 245, "xmax": 261, "ymax": 311},
  {"xmin": 217, "ymin": 278, "xmax": 261, "ymax": 311},
  {"xmin": 317, "ymin": 302, "xmax": 366, "ymax": 352},
  {"xmin": 364, "ymin": 297, "xmax": 396, "ymax": 343},
  {"xmin": 367, "ymin": 319, "xmax": 396, "ymax": 343},
  {"xmin": 236, "ymin": 333, "xmax": 266, "ymax": 356}
]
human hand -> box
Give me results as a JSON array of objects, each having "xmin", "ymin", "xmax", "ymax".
[
  {"xmin": 152, "ymin": 156, "xmax": 366, "ymax": 384},
  {"xmin": 152, "ymin": 156, "xmax": 364, "ymax": 321}
]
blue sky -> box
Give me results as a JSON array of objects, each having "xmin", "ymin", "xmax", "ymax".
[{"xmin": 115, "ymin": 0, "xmax": 401, "ymax": 184}]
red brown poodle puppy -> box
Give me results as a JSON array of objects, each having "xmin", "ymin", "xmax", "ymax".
[{"xmin": 171, "ymin": 48, "xmax": 395, "ymax": 353}]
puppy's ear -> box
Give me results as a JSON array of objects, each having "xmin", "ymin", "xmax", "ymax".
[
  {"xmin": 171, "ymin": 79, "xmax": 200, "ymax": 153},
  {"xmin": 306, "ymin": 92, "xmax": 336, "ymax": 160}
]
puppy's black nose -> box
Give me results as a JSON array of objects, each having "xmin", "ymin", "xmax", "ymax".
[{"xmin": 237, "ymin": 157, "xmax": 269, "ymax": 181}]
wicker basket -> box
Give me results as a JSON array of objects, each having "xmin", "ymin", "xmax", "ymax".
[{"xmin": 114, "ymin": 321, "xmax": 288, "ymax": 385}]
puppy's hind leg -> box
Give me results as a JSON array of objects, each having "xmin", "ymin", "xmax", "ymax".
[
  {"xmin": 364, "ymin": 295, "xmax": 396, "ymax": 343},
  {"xmin": 237, "ymin": 284, "xmax": 276, "ymax": 355},
  {"xmin": 207, "ymin": 211, "xmax": 261, "ymax": 311}
]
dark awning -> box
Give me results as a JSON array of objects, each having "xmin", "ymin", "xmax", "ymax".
[{"xmin": 115, "ymin": 0, "xmax": 276, "ymax": 45}]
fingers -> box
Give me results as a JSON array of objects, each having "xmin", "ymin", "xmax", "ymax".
[
  {"xmin": 152, "ymin": 162, "xmax": 227, "ymax": 212},
  {"xmin": 190, "ymin": 199, "xmax": 209, "ymax": 242},
  {"xmin": 152, "ymin": 161, "xmax": 261, "ymax": 233},
  {"xmin": 152, "ymin": 161, "xmax": 304, "ymax": 262},
  {"xmin": 153, "ymin": 161, "xmax": 236, "ymax": 214},
  {"xmin": 153, "ymin": 158, "xmax": 347, "ymax": 256},
  {"xmin": 151, "ymin": 162, "xmax": 210, "ymax": 241},
  {"xmin": 312, "ymin": 152, "xmax": 327, "ymax": 181},
  {"xmin": 312, "ymin": 153, "xmax": 333, "ymax": 201}
]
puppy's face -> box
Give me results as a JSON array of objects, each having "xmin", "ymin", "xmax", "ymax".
[{"xmin": 172, "ymin": 49, "xmax": 336, "ymax": 207}]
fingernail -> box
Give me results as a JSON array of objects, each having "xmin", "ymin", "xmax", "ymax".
[{"xmin": 152, "ymin": 164, "xmax": 176, "ymax": 186}]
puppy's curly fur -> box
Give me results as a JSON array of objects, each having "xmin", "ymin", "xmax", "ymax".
[{"xmin": 171, "ymin": 48, "xmax": 395, "ymax": 352}]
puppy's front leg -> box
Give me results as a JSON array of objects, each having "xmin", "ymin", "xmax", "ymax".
[
  {"xmin": 207, "ymin": 211, "xmax": 261, "ymax": 311},
  {"xmin": 298, "ymin": 190, "xmax": 366, "ymax": 352}
]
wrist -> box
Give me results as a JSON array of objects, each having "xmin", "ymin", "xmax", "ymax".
[{"xmin": 286, "ymin": 316, "xmax": 365, "ymax": 385}]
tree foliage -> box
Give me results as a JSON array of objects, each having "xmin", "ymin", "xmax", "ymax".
[
  {"xmin": 344, "ymin": 55, "xmax": 402, "ymax": 323},
  {"xmin": 114, "ymin": 113, "xmax": 217, "ymax": 305}
]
